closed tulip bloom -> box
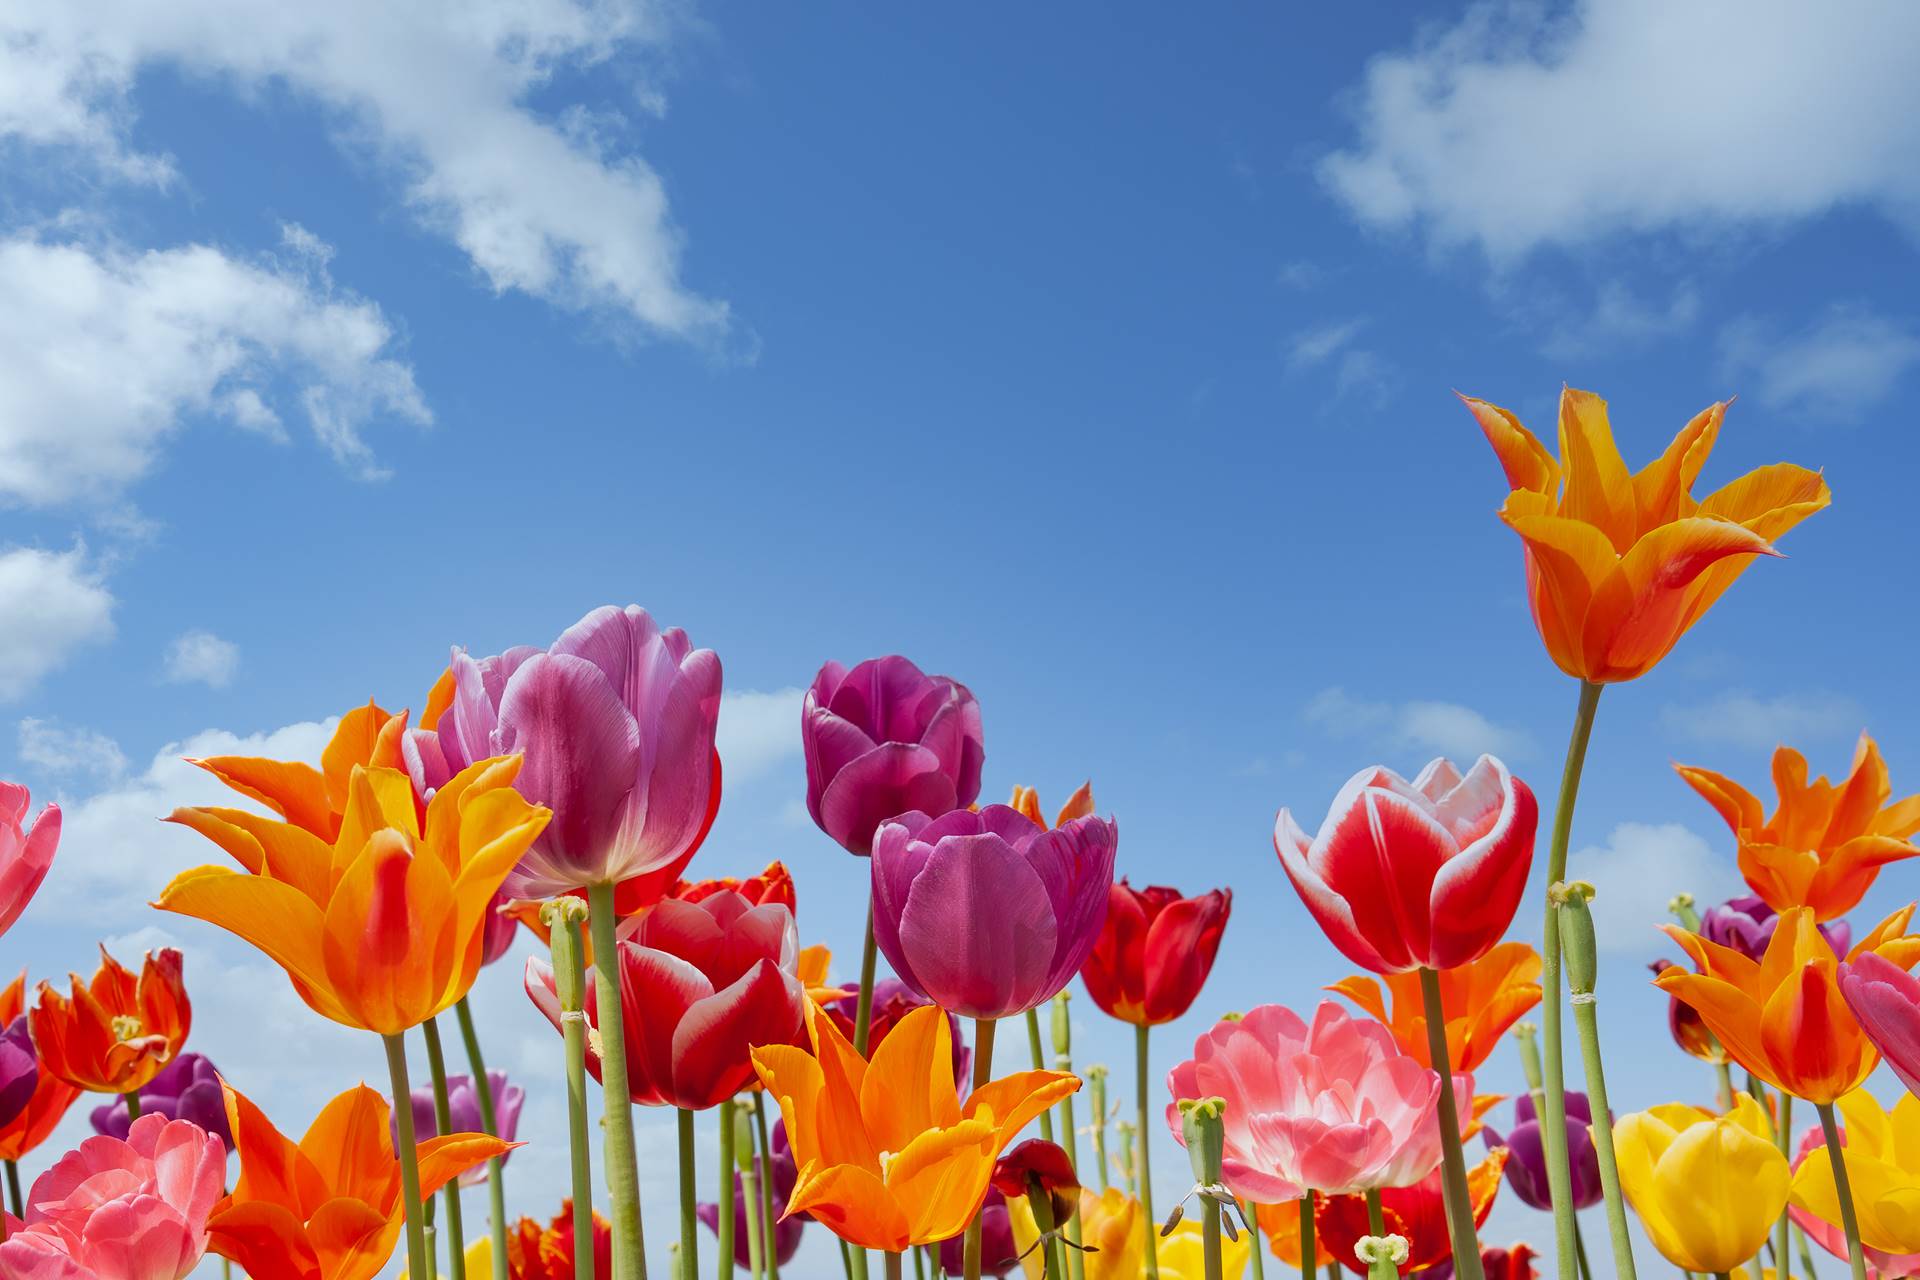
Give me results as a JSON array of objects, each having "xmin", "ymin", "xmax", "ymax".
[
  {"xmin": 803, "ymin": 655, "xmax": 985, "ymax": 855},
  {"xmin": 1313, "ymin": 1148, "xmax": 1508, "ymax": 1275},
  {"xmin": 1009, "ymin": 1188, "xmax": 1141, "ymax": 1280},
  {"xmin": 1482, "ymin": 1091, "xmax": 1602, "ymax": 1211},
  {"xmin": 90, "ymin": 1052, "xmax": 232, "ymax": 1151},
  {"xmin": 992, "ymin": 1138, "xmax": 1079, "ymax": 1227},
  {"xmin": 1678, "ymin": 735, "xmax": 1920, "ymax": 921},
  {"xmin": 0, "ymin": 1113, "xmax": 225, "ymax": 1280},
  {"xmin": 466, "ymin": 1202, "xmax": 612, "ymax": 1280},
  {"xmin": 0, "ymin": 976, "xmax": 79, "ymax": 1162},
  {"xmin": 1613, "ymin": 1095, "xmax": 1788, "ymax": 1274},
  {"xmin": 209, "ymin": 1082, "xmax": 509, "ymax": 1280},
  {"xmin": 1647, "ymin": 959, "xmax": 1724, "ymax": 1063},
  {"xmin": 396, "ymin": 1070, "xmax": 525, "ymax": 1185},
  {"xmin": 1703, "ymin": 893, "xmax": 1851, "ymax": 959},
  {"xmin": 750, "ymin": 1001, "xmax": 1078, "ymax": 1251},
  {"xmin": 872, "ymin": 805, "xmax": 1117, "ymax": 1020},
  {"xmin": 30, "ymin": 947, "xmax": 191, "ymax": 1095},
  {"xmin": 1465, "ymin": 387, "xmax": 1829, "ymax": 683},
  {"xmin": 1081, "ymin": 879, "xmax": 1232, "ymax": 1027},
  {"xmin": 1165, "ymin": 1001, "xmax": 1456, "ymax": 1201},
  {"xmin": 1479, "ymin": 1246, "xmax": 1540, "ymax": 1280},
  {"xmin": 0, "ymin": 783, "xmax": 58, "ymax": 939},
  {"xmin": 1840, "ymin": 952, "xmax": 1920, "ymax": 1100},
  {"xmin": 160, "ymin": 753, "xmax": 550, "ymax": 1035},
  {"xmin": 939, "ymin": 1187, "xmax": 1018, "ymax": 1278},
  {"xmin": 670, "ymin": 860, "xmax": 797, "ymax": 912},
  {"xmin": 1655, "ymin": 905, "xmax": 1920, "ymax": 1103},
  {"xmin": 0, "ymin": 1017, "xmax": 35, "ymax": 1130},
  {"xmin": 1275, "ymin": 756, "xmax": 1537, "ymax": 974},
  {"xmin": 1328, "ymin": 941, "xmax": 1542, "ymax": 1073},
  {"xmin": 528, "ymin": 892, "xmax": 806, "ymax": 1110},
  {"xmin": 1789, "ymin": 1088, "xmax": 1920, "ymax": 1256}
]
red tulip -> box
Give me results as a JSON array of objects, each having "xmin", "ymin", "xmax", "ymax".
[
  {"xmin": 668, "ymin": 861, "xmax": 796, "ymax": 913},
  {"xmin": 992, "ymin": 1138, "xmax": 1079, "ymax": 1226},
  {"xmin": 1079, "ymin": 880, "xmax": 1232, "ymax": 1026}
]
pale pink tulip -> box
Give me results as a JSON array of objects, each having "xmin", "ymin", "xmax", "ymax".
[{"xmin": 0, "ymin": 782, "xmax": 59, "ymax": 938}]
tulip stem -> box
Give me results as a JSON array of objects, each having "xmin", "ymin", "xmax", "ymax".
[
  {"xmin": 754, "ymin": 1095, "xmax": 782, "ymax": 1280},
  {"xmin": 679, "ymin": 1108, "xmax": 699, "ymax": 1280},
  {"xmin": 742, "ymin": 1135, "xmax": 765, "ymax": 1280},
  {"xmin": 1775, "ymin": 1092, "xmax": 1793, "ymax": 1280},
  {"xmin": 964, "ymin": 1018, "xmax": 997, "ymax": 1280},
  {"xmin": 886, "ymin": 1252, "xmax": 904, "ymax": 1280},
  {"xmin": 423, "ymin": 1016, "xmax": 470, "ymax": 1280},
  {"xmin": 1572, "ymin": 1220, "xmax": 1592, "ymax": 1280},
  {"xmin": 1025, "ymin": 1008, "xmax": 1057, "ymax": 1145},
  {"xmin": 5, "ymin": 1158, "xmax": 21, "ymax": 1218},
  {"xmin": 1244, "ymin": 1200, "xmax": 1265, "ymax": 1280},
  {"xmin": 455, "ymin": 996, "xmax": 510, "ymax": 1280},
  {"xmin": 1715, "ymin": 1063, "xmax": 1735, "ymax": 1111},
  {"xmin": 590, "ymin": 881, "xmax": 650, "ymax": 1280},
  {"xmin": 1089, "ymin": 1067, "xmax": 1111, "ymax": 1192},
  {"xmin": 1050, "ymin": 995, "xmax": 1086, "ymax": 1280},
  {"xmin": 1816, "ymin": 1102, "xmax": 1868, "ymax": 1280},
  {"xmin": 1136, "ymin": 1024, "xmax": 1160, "ymax": 1280},
  {"xmin": 547, "ymin": 901, "xmax": 597, "ymax": 1280},
  {"xmin": 384, "ymin": 1032, "xmax": 431, "ymax": 1280},
  {"xmin": 854, "ymin": 903, "xmax": 879, "ymax": 1055},
  {"xmin": 1028, "ymin": 1173, "xmax": 1066, "ymax": 1280},
  {"xmin": 1300, "ymin": 1193, "xmax": 1316, "ymax": 1280},
  {"xmin": 718, "ymin": 1100, "xmax": 738, "ymax": 1280},
  {"xmin": 1417, "ymin": 968, "xmax": 1485, "ymax": 1280},
  {"xmin": 124, "ymin": 1090, "xmax": 141, "ymax": 1121},
  {"xmin": 1794, "ymin": 1223, "xmax": 1820, "ymax": 1280},
  {"xmin": 1364, "ymin": 1191, "xmax": 1390, "ymax": 1280},
  {"xmin": 1540, "ymin": 679, "xmax": 1604, "ymax": 1280},
  {"xmin": 1562, "ymin": 985, "xmax": 1635, "ymax": 1280}
]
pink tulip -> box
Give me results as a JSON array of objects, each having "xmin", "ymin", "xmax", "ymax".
[
  {"xmin": 1839, "ymin": 953, "xmax": 1920, "ymax": 1098},
  {"xmin": 0, "ymin": 782, "xmax": 59, "ymax": 938},
  {"xmin": 1275, "ymin": 755, "xmax": 1536, "ymax": 973},
  {"xmin": 1165, "ymin": 1001, "xmax": 1461, "ymax": 1201},
  {"xmin": 0, "ymin": 1113, "xmax": 224, "ymax": 1280}
]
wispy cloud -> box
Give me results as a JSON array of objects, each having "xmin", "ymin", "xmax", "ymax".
[
  {"xmin": 1661, "ymin": 689, "xmax": 1865, "ymax": 750},
  {"xmin": 1567, "ymin": 822, "xmax": 1740, "ymax": 951},
  {"xmin": 1304, "ymin": 686, "xmax": 1535, "ymax": 763},
  {"xmin": 164, "ymin": 630, "xmax": 240, "ymax": 689},
  {"xmin": 0, "ymin": 545, "xmax": 114, "ymax": 699},
  {"xmin": 1285, "ymin": 319, "xmax": 1397, "ymax": 405},
  {"xmin": 1719, "ymin": 304, "xmax": 1920, "ymax": 422}
]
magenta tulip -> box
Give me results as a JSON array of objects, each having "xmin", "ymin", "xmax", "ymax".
[
  {"xmin": 871, "ymin": 805, "xmax": 1116, "ymax": 1020},
  {"xmin": 393, "ymin": 1070, "xmax": 525, "ymax": 1185},
  {"xmin": 1839, "ymin": 953, "xmax": 1920, "ymax": 1098},
  {"xmin": 803, "ymin": 655, "xmax": 984, "ymax": 855},
  {"xmin": 90, "ymin": 1053, "xmax": 231, "ymax": 1152},
  {"xmin": 0, "ymin": 1017, "xmax": 36, "ymax": 1130},
  {"xmin": 0, "ymin": 783, "xmax": 59, "ymax": 938}
]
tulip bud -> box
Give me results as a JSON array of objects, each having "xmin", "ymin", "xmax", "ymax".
[
  {"xmin": 1219, "ymin": 1011, "xmax": 1244, "ymax": 1022},
  {"xmin": 1552, "ymin": 881, "xmax": 1599, "ymax": 997},
  {"xmin": 542, "ymin": 897, "xmax": 591, "ymax": 1011},
  {"xmin": 1177, "ymin": 1096, "xmax": 1227, "ymax": 1185},
  {"xmin": 733, "ymin": 1106, "xmax": 755, "ymax": 1174},
  {"xmin": 1667, "ymin": 891, "xmax": 1703, "ymax": 932}
]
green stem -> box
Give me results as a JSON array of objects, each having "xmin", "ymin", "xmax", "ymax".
[
  {"xmin": 1025, "ymin": 1008, "xmax": 1056, "ymax": 1145},
  {"xmin": 455, "ymin": 997, "xmax": 510, "ymax": 1280},
  {"xmin": 423, "ymin": 1017, "xmax": 470, "ymax": 1280},
  {"xmin": 589, "ymin": 881, "xmax": 649, "ymax": 1280},
  {"xmin": 719, "ymin": 1101, "xmax": 738, "ymax": 1280},
  {"xmin": 1089, "ymin": 1069, "xmax": 1110, "ymax": 1193},
  {"xmin": 1715, "ymin": 1062, "xmax": 1735, "ymax": 1111},
  {"xmin": 1794, "ymin": 1222, "xmax": 1821, "ymax": 1280},
  {"xmin": 1417, "ymin": 968, "xmax": 1484, "ymax": 1280},
  {"xmin": 886, "ymin": 1252, "xmax": 904, "ymax": 1280},
  {"xmin": 1572, "ymin": 1219, "xmax": 1592, "ymax": 1280},
  {"xmin": 1136, "ymin": 1024, "xmax": 1160, "ymax": 1280},
  {"xmin": 1567, "ymin": 991, "xmax": 1635, "ymax": 1280},
  {"xmin": 964, "ymin": 1018, "xmax": 998, "ymax": 1280},
  {"xmin": 742, "ymin": 1147, "xmax": 765, "ymax": 1280},
  {"xmin": 755, "ymin": 1097, "xmax": 781, "ymax": 1280},
  {"xmin": 1363, "ymin": 1191, "xmax": 1395, "ymax": 1280},
  {"xmin": 854, "ymin": 903, "xmax": 879, "ymax": 1055},
  {"xmin": 1300, "ymin": 1193, "xmax": 1316, "ymax": 1280},
  {"xmin": 1775, "ymin": 1092, "xmax": 1794, "ymax": 1280},
  {"xmin": 1029, "ymin": 1176, "xmax": 1065, "ymax": 1280},
  {"xmin": 680, "ymin": 1108, "xmax": 699, "ymax": 1280},
  {"xmin": 1051, "ymin": 996, "xmax": 1085, "ymax": 1280},
  {"xmin": 124, "ymin": 1090, "xmax": 141, "ymax": 1121},
  {"xmin": 1539, "ymin": 679, "xmax": 1604, "ymax": 1280},
  {"xmin": 1817, "ymin": 1102, "xmax": 1868, "ymax": 1280},
  {"xmin": 5, "ymin": 1158, "xmax": 21, "ymax": 1218},
  {"xmin": 1244, "ymin": 1200, "xmax": 1265, "ymax": 1280},
  {"xmin": 550, "ymin": 905, "xmax": 596, "ymax": 1280},
  {"xmin": 384, "ymin": 1032, "xmax": 431, "ymax": 1280}
]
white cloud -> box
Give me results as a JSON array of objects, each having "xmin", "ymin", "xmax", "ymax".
[
  {"xmin": 1285, "ymin": 319, "xmax": 1397, "ymax": 405},
  {"xmin": 1320, "ymin": 0, "xmax": 1920, "ymax": 261},
  {"xmin": 1304, "ymin": 686, "xmax": 1536, "ymax": 763},
  {"xmin": 0, "ymin": 545, "xmax": 114, "ymax": 699},
  {"xmin": 1661, "ymin": 689, "xmax": 1865, "ymax": 750},
  {"xmin": 0, "ymin": 231, "xmax": 429, "ymax": 507},
  {"xmin": 1541, "ymin": 281, "xmax": 1701, "ymax": 359},
  {"xmin": 1719, "ymin": 304, "xmax": 1920, "ymax": 422},
  {"xmin": 716, "ymin": 687, "xmax": 804, "ymax": 784},
  {"xmin": 163, "ymin": 629, "xmax": 240, "ymax": 689},
  {"xmin": 1287, "ymin": 318, "xmax": 1369, "ymax": 369},
  {"xmin": 17, "ymin": 717, "xmax": 127, "ymax": 780},
  {"xmin": 1566, "ymin": 822, "xmax": 1741, "ymax": 951},
  {"xmin": 0, "ymin": 0, "xmax": 731, "ymax": 343}
]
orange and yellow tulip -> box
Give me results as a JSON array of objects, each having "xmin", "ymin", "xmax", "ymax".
[
  {"xmin": 1677, "ymin": 733, "xmax": 1920, "ymax": 921},
  {"xmin": 1009, "ymin": 782, "xmax": 1094, "ymax": 830},
  {"xmin": 750, "ymin": 1000, "xmax": 1077, "ymax": 1250},
  {"xmin": 192, "ymin": 697, "xmax": 423, "ymax": 840},
  {"xmin": 28, "ymin": 946, "xmax": 190, "ymax": 1095},
  {"xmin": 1466, "ymin": 387, "xmax": 1829, "ymax": 683},
  {"xmin": 157, "ymin": 743, "xmax": 550, "ymax": 1035},
  {"xmin": 0, "ymin": 973, "xmax": 79, "ymax": 1158},
  {"xmin": 1326, "ymin": 940, "xmax": 1542, "ymax": 1073},
  {"xmin": 1654, "ymin": 904, "xmax": 1920, "ymax": 1103},
  {"xmin": 209, "ymin": 1081, "xmax": 507, "ymax": 1280}
]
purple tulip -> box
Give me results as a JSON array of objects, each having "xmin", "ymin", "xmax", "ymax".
[
  {"xmin": 1702, "ymin": 894, "xmax": 1850, "ymax": 960},
  {"xmin": 939, "ymin": 1187, "xmax": 1018, "ymax": 1277},
  {"xmin": 803, "ymin": 656, "xmax": 984, "ymax": 855},
  {"xmin": 89, "ymin": 1053, "xmax": 230, "ymax": 1151},
  {"xmin": 697, "ymin": 1122, "xmax": 806, "ymax": 1272},
  {"xmin": 1484, "ymin": 1090, "xmax": 1602, "ymax": 1211},
  {"xmin": 392, "ymin": 1071, "xmax": 525, "ymax": 1186},
  {"xmin": 0, "ymin": 1017, "xmax": 36, "ymax": 1130},
  {"xmin": 405, "ymin": 606, "xmax": 723, "ymax": 897},
  {"xmin": 479, "ymin": 888, "xmax": 520, "ymax": 967},
  {"xmin": 872, "ymin": 805, "xmax": 1116, "ymax": 1020}
]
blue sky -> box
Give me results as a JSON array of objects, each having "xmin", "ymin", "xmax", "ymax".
[{"xmin": 3, "ymin": 1, "xmax": 1919, "ymax": 1275}]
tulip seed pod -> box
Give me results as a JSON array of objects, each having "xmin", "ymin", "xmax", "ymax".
[
  {"xmin": 542, "ymin": 897, "xmax": 591, "ymax": 1012},
  {"xmin": 1667, "ymin": 892, "xmax": 1702, "ymax": 931},
  {"xmin": 732, "ymin": 1106, "xmax": 755, "ymax": 1174},
  {"xmin": 1553, "ymin": 881, "xmax": 1599, "ymax": 997},
  {"xmin": 1178, "ymin": 1097, "xmax": 1228, "ymax": 1187}
]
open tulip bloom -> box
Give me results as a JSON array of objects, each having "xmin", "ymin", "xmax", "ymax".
[
  {"xmin": 29, "ymin": 946, "xmax": 191, "ymax": 1097},
  {"xmin": 1789, "ymin": 1088, "xmax": 1920, "ymax": 1261}
]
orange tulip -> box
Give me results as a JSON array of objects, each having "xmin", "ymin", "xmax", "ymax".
[
  {"xmin": 208, "ymin": 1081, "xmax": 508, "ymax": 1280},
  {"xmin": 751, "ymin": 1001, "xmax": 1078, "ymax": 1250},
  {"xmin": 1677, "ymin": 733, "xmax": 1920, "ymax": 921},
  {"xmin": 1465, "ymin": 387, "xmax": 1829, "ymax": 683},
  {"xmin": 1009, "ymin": 782, "xmax": 1094, "ymax": 830},
  {"xmin": 1326, "ymin": 940, "xmax": 1543, "ymax": 1073},
  {"xmin": 1654, "ymin": 904, "xmax": 1920, "ymax": 1103},
  {"xmin": 28, "ymin": 946, "xmax": 190, "ymax": 1095},
  {"xmin": 0, "ymin": 973, "xmax": 79, "ymax": 1159},
  {"xmin": 157, "ymin": 745, "xmax": 550, "ymax": 1035},
  {"xmin": 192, "ymin": 698, "xmax": 415, "ymax": 841}
]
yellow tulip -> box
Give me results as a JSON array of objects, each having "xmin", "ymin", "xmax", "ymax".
[
  {"xmin": 1791, "ymin": 1088, "xmax": 1920, "ymax": 1255},
  {"xmin": 1158, "ymin": 1218, "xmax": 1249, "ymax": 1280},
  {"xmin": 1614, "ymin": 1094, "xmax": 1788, "ymax": 1273},
  {"xmin": 1008, "ymin": 1187, "xmax": 1142, "ymax": 1280}
]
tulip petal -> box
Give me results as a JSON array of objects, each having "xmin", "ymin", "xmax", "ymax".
[
  {"xmin": 206, "ymin": 1201, "xmax": 324, "ymax": 1280},
  {"xmin": 304, "ymin": 1195, "xmax": 397, "ymax": 1280},
  {"xmin": 861, "ymin": 1004, "xmax": 962, "ymax": 1158},
  {"xmin": 153, "ymin": 867, "xmax": 349, "ymax": 1026},
  {"xmin": 1586, "ymin": 517, "xmax": 1779, "ymax": 680},
  {"xmin": 895, "ymin": 833, "xmax": 1057, "ymax": 1018},
  {"xmin": 884, "ymin": 1116, "xmax": 997, "ymax": 1243},
  {"xmin": 785, "ymin": 1162, "xmax": 910, "ymax": 1251}
]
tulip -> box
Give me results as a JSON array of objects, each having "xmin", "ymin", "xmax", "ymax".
[
  {"xmin": 700, "ymin": 1144, "xmax": 805, "ymax": 1272},
  {"xmin": 395, "ymin": 1070, "xmax": 525, "ymax": 1186},
  {"xmin": 1008, "ymin": 1188, "xmax": 1142, "ymax": 1280},
  {"xmin": 1646, "ymin": 959, "xmax": 1724, "ymax": 1063},
  {"xmin": 0, "ymin": 783, "xmax": 58, "ymax": 939},
  {"xmin": 0, "ymin": 1018, "xmax": 34, "ymax": 1131},
  {"xmin": 994, "ymin": 1138, "xmax": 1080, "ymax": 1240},
  {"xmin": 1702, "ymin": 893, "xmax": 1851, "ymax": 959},
  {"xmin": 872, "ymin": 805, "xmax": 1116, "ymax": 1021},
  {"xmin": 941, "ymin": 1187, "xmax": 1020, "ymax": 1278},
  {"xmin": 1464, "ymin": 387, "xmax": 1829, "ymax": 684},
  {"xmin": 803, "ymin": 655, "xmax": 984, "ymax": 857},
  {"xmin": 1010, "ymin": 782, "xmax": 1094, "ymax": 832},
  {"xmin": 29, "ymin": 947, "xmax": 190, "ymax": 1096},
  {"xmin": 0, "ymin": 1113, "xmax": 225, "ymax": 1279},
  {"xmin": 528, "ymin": 892, "xmax": 807, "ymax": 1110},
  {"xmin": 192, "ymin": 697, "xmax": 410, "ymax": 838},
  {"xmin": 749, "ymin": 1001, "xmax": 1078, "ymax": 1250},
  {"xmin": 1655, "ymin": 905, "xmax": 1920, "ymax": 1104},
  {"xmin": 1274, "ymin": 756, "xmax": 1536, "ymax": 975},
  {"xmin": 1164, "ymin": 1001, "xmax": 1454, "ymax": 1201},
  {"xmin": 670, "ymin": 860, "xmax": 796, "ymax": 912},
  {"xmin": 1424, "ymin": 1246, "xmax": 1540, "ymax": 1280},
  {"xmin": 1158, "ymin": 1218, "xmax": 1252, "ymax": 1280},
  {"xmin": 1327, "ymin": 942, "xmax": 1542, "ymax": 1073},
  {"xmin": 208, "ymin": 1082, "xmax": 508, "ymax": 1280},
  {"xmin": 1839, "ymin": 952, "xmax": 1920, "ymax": 1103},
  {"xmin": 1080, "ymin": 879, "xmax": 1233, "ymax": 1028},
  {"xmin": 89, "ymin": 1052, "xmax": 231, "ymax": 1151},
  {"xmin": 1788, "ymin": 1089, "xmax": 1920, "ymax": 1257},
  {"xmin": 1482, "ymin": 1092, "xmax": 1601, "ymax": 1211},
  {"xmin": 466, "ymin": 1203, "xmax": 613, "ymax": 1280},
  {"xmin": 823, "ymin": 978, "xmax": 970, "ymax": 1087},
  {"xmin": 0, "ymin": 977, "xmax": 79, "ymax": 1166},
  {"xmin": 1613, "ymin": 1095, "xmax": 1788, "ymax": 1274},
  {"xmin": 1312, "ymin": 1149, "xmax": 1509, "ymax": 1275}
]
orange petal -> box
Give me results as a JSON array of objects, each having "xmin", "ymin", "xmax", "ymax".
[
  {"xmin": 785, "ymin": 1162, "xmax": 911, "ymax": 1252},
  {"xmin": 1557, "ymin": 388, "xmax": 1638, "ymax": 552},
  {"xmin": 1497, "ymin": 495, "xmax": 1618, "ymax": 679},
  {"xmin": 885, "ymin": 1117, "xmax": 998, "ymax": 1243},
  {"xmin": 860, "ymin": 1004, "xmax": 962, "ymax": 1156},
  {"xmin": 1585, "ymin": 517, "xmax": 1779, "ymax": 681},
  {"xmin": 417, "ymin": 1133, "xmax": 515, "ymax": 1199},
  {"xmin": 322, "ymin": 701, "xmax": 396, "ymax": 815},
  {"xmin": 1674, "ymin": 764, "xmax": 1766, "ymax": 837},
  {"xmin": 304, "ymin": 1196, "xmax": 397, "ymax": 1280},
  {"xmin": 191, "ymin": 755, "xmax": 334, "ymax": 839},
  {"xmin": 154, "ymin": 867, "xmax": 350, "ymax": 1026},
  {"xmin": 961, "ymin": 1069, "xmax": 1080, "ymax": 1150},
  {"xmin": 1461, "ymin": 395, "xmax": 1559, "ymax": 496},
  {"xmin": 298, "ymin": 1085, "xmax": 399, "ymax": 1206}
]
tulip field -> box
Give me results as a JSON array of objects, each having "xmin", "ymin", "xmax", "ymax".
[{"xmin": 5, "ymin": 387, "xmax": 1918, "ymax": 1280}]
